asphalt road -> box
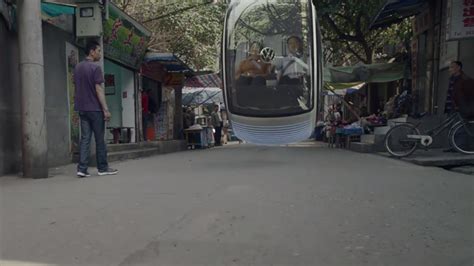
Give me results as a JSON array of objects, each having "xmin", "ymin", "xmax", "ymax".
[{"xmin": 1, "ymin": 143, "xmax": 473, "ymax": 266}]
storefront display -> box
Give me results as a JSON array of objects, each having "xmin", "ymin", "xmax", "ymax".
[{"xmin": 155, "ymin": 87, "xmax": 175, "ymax": 140}]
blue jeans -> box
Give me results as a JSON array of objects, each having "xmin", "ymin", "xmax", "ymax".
[{"xmin": 78, "ymin": 111, "xmax": 108, "ymax": 172}]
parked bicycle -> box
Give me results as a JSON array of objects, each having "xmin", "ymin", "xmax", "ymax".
[{"xmin": 384, "ymin": 112, "xmax": 474, "ymax": 157}]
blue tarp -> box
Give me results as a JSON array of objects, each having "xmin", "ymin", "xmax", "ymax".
[{"xmin": 144, "ymin": 53, "xmax": 194, "ymax": 73}]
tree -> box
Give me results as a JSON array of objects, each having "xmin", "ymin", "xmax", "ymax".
[
  {"xmin": 314, "ymin": 0, "xmax": 412, "ymax": 66},
  {"xmin": 112, "ymin": 0, "xmax": 227, "ymax": 71}
]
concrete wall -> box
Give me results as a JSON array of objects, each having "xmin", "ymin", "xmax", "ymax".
[
  {"xmin": 0, "ymin": 18, "xmax": 21, "ymax": 176},
  {"xmin": 436, "ymin": 68, "xmax": 450, "ymax": 114},
  {"xmin": 459, "ymin": 39, "xmax": 474, "ymax": 76},
  {"xmin": 435, "ymin": 0, "xmax": 474, "ymax": 116},
  {"xmin": 0, "ymin": 21, "xmax": 76, "ymax": 175},
  {"xmin": 42, "ymin": 22, "xmax": 76, "ymax": 167}
]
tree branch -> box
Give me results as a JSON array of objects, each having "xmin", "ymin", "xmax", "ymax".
[
  {"xmin": 322, "ymin": 14, "xmax": 360, "ymax": 42},
  {"xmin": 142, "ymin": 1, "xmax": 213, "ymax": 24},
  {"xmin": 333, "ymin": 12, "xmax": 353, "ymax": 24},
  {"xmin": 344, "ymin": 41, "xmax": 368, "ymax": 63},
  {"xmin": 114, "ymin": 0, "xmax": 132, "ymax": 11}
]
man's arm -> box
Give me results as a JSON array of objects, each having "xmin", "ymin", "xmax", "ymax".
[
  {"xmin": 235, "ymin": 60, "xmax": 246, "ymax": 78},
  {"xmin": 93, "ymin": 67, "xmax": 110, "ymax": 120},
  {"xmin": 95, "ymin": 84, "xmax": 111, "ymax": 121}
]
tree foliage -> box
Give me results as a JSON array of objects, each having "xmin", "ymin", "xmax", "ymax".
[
  {"xmin": 112, "ymin": 0, "xmax": 227, "ymax": 71},
  {"xmin": 314, "ymin": 0, "xmax": 412, "ymax": 66},
  {"xmin": 111, "ymin": 0, "xmax": 412, "ymax": 69}
]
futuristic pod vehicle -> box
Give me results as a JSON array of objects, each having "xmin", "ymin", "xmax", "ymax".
[{"xmin": 222, "ymin": 0, "xmax": 323, "ymax": 145}]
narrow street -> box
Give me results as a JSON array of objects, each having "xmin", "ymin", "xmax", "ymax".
[{"xmin": 1, "ymin": 144, "xmax": 473, "ymax": 266}]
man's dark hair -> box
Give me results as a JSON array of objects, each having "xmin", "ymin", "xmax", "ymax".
[
  {"xmin": 85, "ymin": 41, "xmax": 100, "ymax": 56},
  {"xmin": 452, "ymin": 61, "xmax": 463, "ymax": 69}
]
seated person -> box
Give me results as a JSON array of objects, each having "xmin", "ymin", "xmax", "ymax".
[
  {"xmin": 360, "ymin": 109, "xmax": 386, "ymax": 133},
  {"xmin": 235, "ymin": 42, "xmax": 272, "ymax": 86},
  {"xmin": 275, "ymin": 36, "xmax": 309, "ymax": 85}
]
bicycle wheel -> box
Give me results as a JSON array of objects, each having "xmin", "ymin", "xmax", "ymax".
[
  {"xmin": 384, "ymin": 124, "xmax": 420, "ymax": 157},
  {"xmin": 450, "ymin": 121, "xmax": 474, "ymax": 154}
]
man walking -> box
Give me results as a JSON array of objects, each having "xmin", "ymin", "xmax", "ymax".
[{"xmin": 74, "ymin": 41, "xmax": 118, "ymax": 177}]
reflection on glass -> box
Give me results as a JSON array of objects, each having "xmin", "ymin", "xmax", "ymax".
[{"xmin": 225, "ymin": 0, "xmax": 314, "ymax": 117}]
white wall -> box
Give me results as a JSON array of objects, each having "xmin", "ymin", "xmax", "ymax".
[{"xmin": 104, "ymin": 59, "xmax": 137, "ymax": 143}]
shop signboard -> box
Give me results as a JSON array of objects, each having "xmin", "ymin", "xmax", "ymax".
[
  {"xmin": 164, "ymin": 73, "xmax": 185, "ymax": 86},
  {"xmin": 141, "ymin": 62, "xmax": 166, "ymax": 82},
  {"xmin": 103, "ymin": 3, "xmax": 151, "ymax": 69},
  {"xmin": 446, "ymin": 0, "xmax": 474, "ymax": 40},
  {"xmin": 413, "ymin": 9, "xmax": 431, "ymax": 35}
]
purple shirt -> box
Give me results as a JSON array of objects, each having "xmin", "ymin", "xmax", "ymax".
[{"xmin": 74, "ymin": 59, "xmax": 105, "ymax": 111}]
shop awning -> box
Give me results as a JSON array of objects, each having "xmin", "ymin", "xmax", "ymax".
[
  {"xmin": 40, "ymin": 2, "xmax": 75, "ymax": 33},
  {"xmin": 143, "ymin": 53, "xmax": 194, "ymax": 74},
  {"xmin": 324, "ymin": 82, "xmax": 366, "ymax": 95},
  {"xmin": 2, "ymin": 1, "xmax": 75, "ymax": 31},
  {"xmin": 41, "ymin": 2, "xmax": 75, "ymax": 17},
  {"xmin": 370, "ymin": 0, "xmax": 426, "ymax": 29},
  {"xmin": 184, "ymin": 73, "xmax": 222, "ymax": 88}
]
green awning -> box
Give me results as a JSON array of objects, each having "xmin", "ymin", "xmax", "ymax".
[
  {"xmin": 1, "ymin": 2, "xmax": 75, "ymax": 32},
  {"xmin": 324, "ymin": 82, "xmax": 365, "ymax": 91},
  {"xmin": 41, "ymin": 2, "xmax": 75, "ymax": 17}
]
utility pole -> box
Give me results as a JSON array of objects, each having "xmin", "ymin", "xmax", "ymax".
[{"xmin": 18, "ymin": 0, "xmax": 48, "ymax": 178}]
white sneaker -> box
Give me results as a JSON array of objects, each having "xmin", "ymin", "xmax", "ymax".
[
  {"xmin": 77, "ymin": 171, "xmax": 91, "ymax": 178},
  {"xmin": 98, "ymin": 168, "xmax": 118, "ymax": 176}
]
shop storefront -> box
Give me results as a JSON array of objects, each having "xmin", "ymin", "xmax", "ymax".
[
  {"xmin": 141, "ymin": 53, "xmax": 193, "ymax": 142},
  {"xmin": 103, "ymin": 59, "xmax": 137, "ymax": 143},
  {"xmin": 372, "ymin": 0, "xmax": 474, "ymax": 115},
  {"xmin": 141, "ymin": 76, "xmax": 162, "ymax": 141},
  {"xmin": 102, "ymin": 3, "xmax": 151, "ymax": 144}
]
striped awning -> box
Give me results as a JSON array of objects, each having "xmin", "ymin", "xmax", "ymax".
[{"xmin": 184, "ymin": 73, "xmax": 222, "ymax": 88}]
